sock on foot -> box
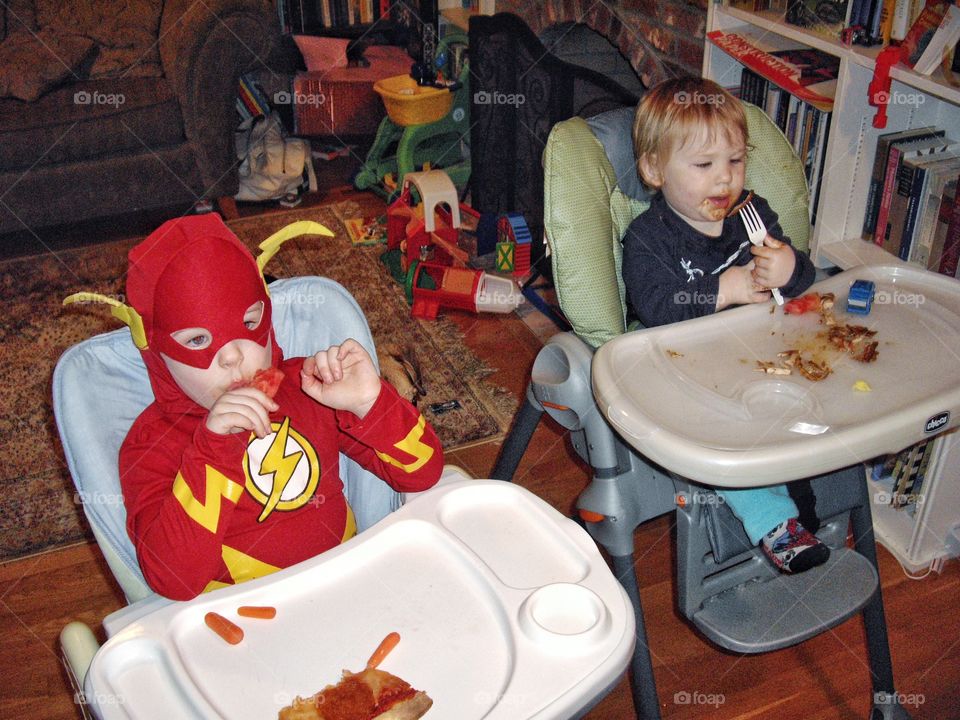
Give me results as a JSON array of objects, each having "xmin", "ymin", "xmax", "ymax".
[{"xmin": 760, "ymin": 518, "xmax": 830, "ymax": 573}]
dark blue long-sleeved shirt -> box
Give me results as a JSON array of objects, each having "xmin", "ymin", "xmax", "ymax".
[{"xmin": 621, "ymin": 190, "xmax": 815, "ymax": 328}]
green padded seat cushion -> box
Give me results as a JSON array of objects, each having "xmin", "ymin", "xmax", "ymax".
[{"xmin": 543, "ymin": 102, "xmax": 810, "ymax": 348}]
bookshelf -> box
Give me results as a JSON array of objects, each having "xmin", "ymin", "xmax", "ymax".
[
  {"xmin": 704, "ymin": 1, "xmax": 960, "ymax": 270},
  {"xmin": 704, "ymin": 0, "xmax": 960, "ymax": 574}
]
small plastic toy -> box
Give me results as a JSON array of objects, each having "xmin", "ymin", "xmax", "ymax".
[
  {"xmin": 867, "ymin": 47, "xmax": 900, "ymax": 129},
  {"xmin": 846, "ymin": 279, "xmax": 876, "ymax": 314},
  {"xmin": 407, "ymin": 261, "xmax": 524, "ymax": 320},
  {"xmin": 387, "ymin": 169, "xmax": 469, "ymax": 271},
  {"xmin": 497, "ymin": 212, "xmax": 532, "ymax": 277}
]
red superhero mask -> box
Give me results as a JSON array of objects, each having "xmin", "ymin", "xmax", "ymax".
[{"xmin": 127, "ymin": 214, "xmax": 273, "ymax": 369}]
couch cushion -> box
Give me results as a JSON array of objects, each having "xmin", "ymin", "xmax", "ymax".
[
  {"xmin": 0, "ymin": 29, "xmax": 96, "ymax": 102},
  {"xmin": 35, "ymin": 0, "xmax": 163, "ymax": 78},
  {"xmin": 0, "ymin": 76, "xmax": 184, "ymax": 172}
]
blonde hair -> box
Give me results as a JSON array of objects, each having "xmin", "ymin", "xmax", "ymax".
[{"xmin": 632, "ymin": 77, "xmax": 748, "ymax": 190}]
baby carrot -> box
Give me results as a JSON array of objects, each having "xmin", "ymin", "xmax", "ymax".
[
  {"xmin": 366, "ymin": 631, "xmax": 401, "ymax": 669},
  {"xmin": 237, "ymin": 605, "xmax": 277, "ymax": 619},
  {"xmin": 205, "ymin": 611, "xmax": 244, "ymax": 645}
]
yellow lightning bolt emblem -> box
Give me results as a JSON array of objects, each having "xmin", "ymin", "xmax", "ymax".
[
  {"xmin": 375, "ymin": 415, "xmax": 435, "ymax": 473},
  {"xmin": 258, "ymin": 416, "xmax": 303, "ymax": 522}
]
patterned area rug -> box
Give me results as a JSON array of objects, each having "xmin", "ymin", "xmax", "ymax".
[{"xmin": 0, "ymin": 203, "xmax": 517, "ymax": 562}]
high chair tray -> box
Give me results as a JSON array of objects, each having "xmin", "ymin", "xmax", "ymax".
[
  {"xmin": 592, "ymin": 265, "xmax": 960, "ymax": 486},
  {"xmin": 83, "ymin": 480, "xmax": 634, "ymax": 719}
]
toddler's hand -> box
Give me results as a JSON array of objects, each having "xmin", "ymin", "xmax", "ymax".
[
  {"xmin": 750, "ymin": 235, "xmax": 796, "ymax": 289},
  {"xmin": 205, "ymin": 388, "xmax": 278, "ymax": 437},
  {"xmin": 718, "ymin": 262, "xmax": 771, "ymax": 309},
  {"xmin": 301, "ymin": 339, "xmax": 382, "ymax": 419}
]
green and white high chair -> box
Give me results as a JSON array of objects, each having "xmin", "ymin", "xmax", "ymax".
[
  {"xmin": 493, "ymin": 103, "xmax": 913, "ymax": 720},
  {"xmin": 54, "ymin": 273, "xmax": 407, "ymax": 712}
]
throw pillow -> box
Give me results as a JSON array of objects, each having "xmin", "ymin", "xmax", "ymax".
[
  {"xmin": 0, "ymin": 29, "xmax": 97, "ymax": 101},
  {"xmin": 34, "ymin": 0, "xmax": 163, "ymax": 78},
  {"xmin": 295, "ymin": 35, "xmax": 350, "ymax": 72}
]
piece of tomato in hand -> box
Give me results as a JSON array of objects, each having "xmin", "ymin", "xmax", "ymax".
[
  {"xmin": 784, "ymin": 292, "xmax": 821, "ymax": 315},
  {"xmin": 247, "ymin": 367, "xmax": 284, "ymax": 398}
]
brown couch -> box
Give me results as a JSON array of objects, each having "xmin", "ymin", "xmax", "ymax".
[{"xmin": 0, "ymin": 0, "xmax": 282, "ymax": 236}]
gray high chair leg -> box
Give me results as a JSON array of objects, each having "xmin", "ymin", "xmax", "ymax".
[
  {"xmin": 492, "ymin": 337, "xmax": 676, "ymax": 720},
  {"xmin": 850, "ymin": 482, "xmax": 913, "ymax": 720}
]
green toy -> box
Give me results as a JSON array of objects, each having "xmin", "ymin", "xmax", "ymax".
[{"xmin": 354, "ymin": 32, "xmax": 470, "ymax": 199}]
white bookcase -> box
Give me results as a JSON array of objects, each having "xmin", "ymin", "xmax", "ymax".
[{"xmin": 703, "ymin": 1, "xmax": 960, "ymax": 573}]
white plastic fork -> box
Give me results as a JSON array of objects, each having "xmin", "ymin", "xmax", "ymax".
[{"xmin": 739, "ymin": 201, "xmax": 784, "ymax": 305}]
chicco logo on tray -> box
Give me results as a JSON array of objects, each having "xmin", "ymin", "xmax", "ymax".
[{"xmin": 924, "ymin": 412, "xmax": 950, "ymax": 434}]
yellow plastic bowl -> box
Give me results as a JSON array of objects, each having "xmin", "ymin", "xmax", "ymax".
[{"xmin": 374, "ymin": 74, "xmax": 453, "ymax": 127}]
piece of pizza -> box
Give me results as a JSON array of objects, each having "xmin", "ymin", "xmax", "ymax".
[{"xmin": 278, "ymin": 667, "xmax": 432, "ymax": 720}]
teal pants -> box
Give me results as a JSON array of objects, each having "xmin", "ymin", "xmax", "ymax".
[{"xmin": 716, "ymin": 484, "xmax": 798, "ymax": 545}]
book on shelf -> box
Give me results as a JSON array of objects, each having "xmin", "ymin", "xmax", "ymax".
[
  {"xmin": 873, "ymin": 132, "xmax": 950, "ymax": 252},
  {"xmin": 736, "ymin": 66, "xmax": 832, "ymax": 217},
  {"xmin": 871, "ymin": 436, "xmax": 940, "ymax": 511},
  {"xmin": 937, "ymin": 175, "xmax": 960, "ymax": 276},
  {"xmin": 912, "ymin": 161, "xmax": 960, "ymax": 266},
  {"xmin": 862, "ymin": 126, "xmax": 943, "ymax": 241},
  {"xmin": 898, "ymin": 153, "xmax": 960, "ymax": 263},
  {"xmin": 784, "ymin": 0, "xmax": 853, "ymax": 41},
  {"xmin": 887, "ymin": 143, "xmax": 960, "ymax": 260},
  {"xmin": 900, "ymin": 0, "xmax": 958, "ymax": 69},
  {"xmin": 707, "ymin": 30, "xmax": 838, "ymax": 110},
  {"xmin": 913, "ymin": 3, "xmax": 960, "ymax": 74}
]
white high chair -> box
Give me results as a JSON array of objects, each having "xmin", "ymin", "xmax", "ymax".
[
  {"xmin": 492, "ymin": 104, "xmax": 913, "ymax": 719},
  {"xmin": 54, "ymin": 276, "xmax": 403, "ymax": 706}
]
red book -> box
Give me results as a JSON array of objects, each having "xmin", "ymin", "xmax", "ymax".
[{"xmin": 707, "ymin": 31, "xmax": 836, "ymax": 111}]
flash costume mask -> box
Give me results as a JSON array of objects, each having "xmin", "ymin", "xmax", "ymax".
[{"xmin": 64, "ymin": 216, "xmax": 333, "ymax": 412}]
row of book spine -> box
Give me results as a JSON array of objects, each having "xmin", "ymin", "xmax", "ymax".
[
  {"xmin": 861, "ymin": 126, "xmax": 960, "ymax": 278},
  {"xmin": 236, "ymin": 74, "xmax": 270, "ymax": 122},
  {"xmin": 738, "ymin": 67, "xmax": 832, "ymax": 225},
  {"xmin": 279, "ymin": 0, "xmax": 390, "ymax": 33},
  {"xmin": 870, "ymin": 436, "xmax": 941, "ymax": 511}
]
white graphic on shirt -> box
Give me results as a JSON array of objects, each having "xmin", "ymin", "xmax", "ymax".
[
  {"xmin": 681, "ymin": 258, "xmax": 704, "ymax": 282},
  {"xmin": 710, "ymin": 240, "xmax": 754, "ymax": 275}
]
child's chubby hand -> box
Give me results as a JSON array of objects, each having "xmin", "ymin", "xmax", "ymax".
[
  {"xmin": 750, "ymin": 234, "xmax": 796, "ymax": 289},
  {"xmin": 301, "ymin": 339, "xmax": 382, "ymax": 419},
  {"xmin": 718, "ymin": 261, "xmax": 771, "ymax": 309},
  {"xmin": 205, "ymin": 387, "xmax": 279, "ymax": 438}
]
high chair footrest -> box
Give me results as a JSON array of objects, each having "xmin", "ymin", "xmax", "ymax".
[{"xmin": 691, "ymin": 547, "xmax": 878, "ymax": 654}]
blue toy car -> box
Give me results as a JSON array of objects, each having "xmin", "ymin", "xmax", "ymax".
[{"xmin": 846, "ymin": 279, "xmax": 875, "ymax": 315}]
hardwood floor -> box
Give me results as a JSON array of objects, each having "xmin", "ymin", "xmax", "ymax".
[{"xmin": 2, "ymin": 187, "xmax": 958, "ymax": 719}]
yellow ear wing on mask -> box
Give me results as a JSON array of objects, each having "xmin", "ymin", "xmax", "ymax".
[
  {"xmin": 62, "ymin": 293, "xmax": 149, "ymax": 349},
  {"xmin": 256, "ymin": 221, "xmax": 334, "ymax": 276}
]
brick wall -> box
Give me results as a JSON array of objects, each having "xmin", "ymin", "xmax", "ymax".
[{"xmin": 493, "ymin": 0, "xmax": 708, "ymax": 80}]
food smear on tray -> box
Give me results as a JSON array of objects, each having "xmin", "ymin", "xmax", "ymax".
[{"xmin": 754, "ymin": 292, "xmax": 879, "ymax": 381}]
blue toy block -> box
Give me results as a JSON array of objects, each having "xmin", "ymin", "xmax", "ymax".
[{"xmin": 846, "ymin": 279, "xmax": 875, "ymax": 315}]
